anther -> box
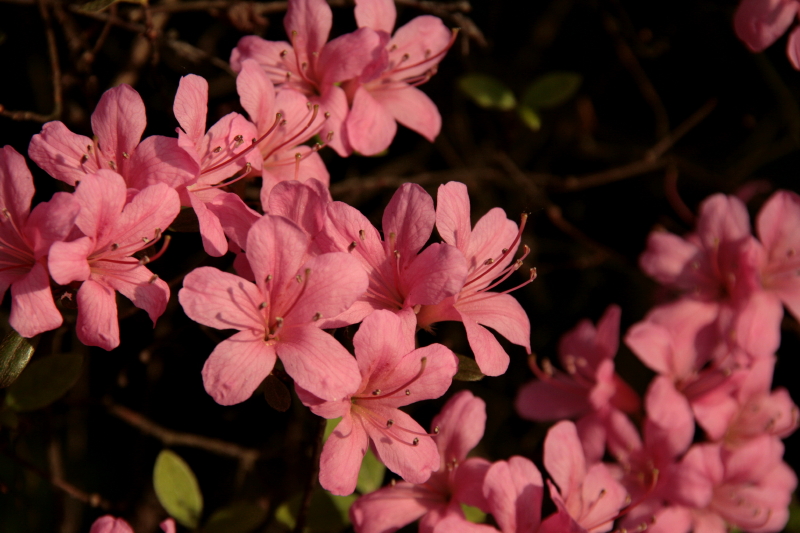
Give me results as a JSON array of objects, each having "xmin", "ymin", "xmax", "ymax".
[
  {"xmin": 266, "ymin": 274, "xmax": 273, "ymax": 282},
  {"xmin": 108, "ymin": 161, "xmax": 116, "ymax": 170},
  {"xmin": 359, "ymin": 229, "xmax": 366, "ymax": 240},
  {"xmin": 394, "ymin": 250, "xmax": 400, "ymax": 259},
  {"xmin": 324, "ymin": 112, "xmax": 331, "ymax": 119},
  {"xmin": 372, "ymin": 389, "xmax": 381, "ymax": 395},
  {"xmin": 142, "ymin": 237, "xmax": 150, "ymax": 244},
  {"xmin": 259, "ymin": 302, "xmax": 268, "ymax": 309},
  {"xmin": 148, "ymin": 274, "xmax": 159, "ymax": 284},
  {"xmin": 386, "ymin": 419, "xmax": 394, "ymax": 428},
  {"xmin": 80, "ymin": 154, "xmax": 89, "ymax": 163},
  {"xmin": 122, "ymin": 152, "xmax": 130, "ymax": 159},
  {"xmin": 390, "ymin": 479, "xmax": 396, "ymax": 486},
  {"xmin": 312, "ymin": 312, "xmax": 322, "ymax": 321},
  {"xmin": 234, "ymin": 135, "xmax": 244, "ymax": 146},
  {"xmin": 348, "ymin": 241, "xmax": 357, "ymax": 251},
  {"xmin": 280, "ymin": 49, "xmax": 288, "ymax": 57},
  {"xmin": 404, "ymin": 389, "xmax": 410, "ymax": 395},
  {"xmin": 484, "ymin": 258, "xmax": 494, "ymax": 265},
  {"xmin": 326, "ymin": 131, "xmax": 334, "ymax": 141},
  {"xmin": 412, "ymin": 438, "xmax": 419, "ymax": 446},
  {"xmin": 280, "ymin": 119, "xmax": 288, "ymax": 126},
  {"xmin": 433, "ymin": 426, "xmax": 439, "ymax": 434},
  {"xmin": 213, "ymin": 146, "xmax": 222, "ymax": 153},
  {"xmin": 110, "ymin": 243, "xmax": 119, "ymax": 251},
  {"xmin": 296, "ymin": 274, "xmax": 303, "ymax": 283},
  {"xmin": 301, "ymin": 62, "xmax": 308, "ymax": 70}
]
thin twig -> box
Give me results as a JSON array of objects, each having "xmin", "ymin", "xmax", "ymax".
[
  {"xmin": 664, "ymin": 163, "xmax": 695, "ymax": 226},
  {"xmin": 0, "ymin": 0, "xmax": 62, "ymax": 122},
  {"xmin": 557, "ymin": 99, "xmax": 716, "ymax": 192},
  {"xmin": 545, "ymin": 204, "xmax": 628, "ymax": 266},
  {"xmin": 107, "ymin": 402, "xmax": 261, "ymax": 471},
  {"xmin": 0, "ymin": 446, "xmax": 111, "ymax": 509},
  {"xmin": 293, "ymin": 417, "xmax": 326, "ymax": 533}
]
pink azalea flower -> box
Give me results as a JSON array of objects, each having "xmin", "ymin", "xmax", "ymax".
[
  {"xmin": 734, "ymin": 0, "xmax": 800, "ymax": 69},
  {"xmin": 350, "ymin": 390, "xmax": 492, "ymax": 533},
  {"xmin": 171, "ymin": 74, "xmax": 262, "ymax": 256},
  {"xmin": 482, "ymin": 455, "xmax": 544, "ymax": 533},
  {"xmin": 1, "ymin": 146, "xmax": 80, "ymax": 338},
  {"xmin": 29, "ymin": 84, "xmax": 194, "ymax": 191},
  {"xmin": 266, "ymin": 178, "xmax": 332, "ymax": 240},
  {"xmin": 235, "ymin": 59, "xmax": 330, "ymax": 205},
  {"xmin": 230, "ymin": 0, "xmax": 385, "ymax": 156},
  {"xmin": 316, "ymin": 182, "xmax": 468, "ymax": 328},
  {"xmin": 47, "ymin": 171, "xmax": 179, "ymax": 350},
  {"xmin": 515, "ymin": 304, "xmax": 640, "ymax": 461},
  {"xmin": 677, "ymin": 436, "xmax": 797, "ymax": 533},
  {"xmin": 416, "ymin": 182, "xmax": 535, "ymax": 376},
  {"xmin": 178, "ymin": 214, "xmax": 367, "ymax": 405},
  {"xmin": 344, "ymin": 0, "xmax": 455, "ymax": 155},
  {"xmin": 90, "ymin": 516, "xmax": 175, "ymax": 533},
  {"xmin": 538, "ymin": 421, "xmax": 628, "ymax": 533},
  {"xmin": 296, "ymin": 309, "xmax": 459, "ymax": 496}
]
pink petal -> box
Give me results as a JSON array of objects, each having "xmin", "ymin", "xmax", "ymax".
[
  {"xmin": 189, "ymin": 192, "xmax": 228, "ymax": 257},
  {"xmin": 639, "ymin": 230, "xmax": 701, "ymax": 287},
  {"xmin": 403, "ymin": 243, "xmax": 468, "ymax": 307},
  {"xmin": 24, "ymin": 192, "xmax": 80, "ymax": 259},
  {"xmin": 696, "ymin": 194, "xmax": 752, "ymax": 249},
  {"xmin": 432, "ymin": 515, "xmax": 500, "ymax": 533},
  {"xmin": 267, "ymin": 178, "xmax": 331, "ymax": 237},
  {"xmin": 644, "ymin": 376, "xmax": 695, "ymax": 459},
  {"xmin": 346, "ymin": 86, "xmax": 397, "ymax": 156},
  {"xmin": 453, "ymin": 457, "xmax": 492, "ymax": 510},
  {"xmin": 196, "ymin": 112, "xmax": 261, "ymax": 183},
  {"xmin": 72, "ymin": 170, "xmax": 127, "ymax": 243},
  {"xmin": 457, "ymin": 293, "xmax": 531, "ymax": 352},
  {"xmin": 734, "ymin": 291, "xmax": 783, "ymax": 359},
  {"xmin": 364, "ymin": 405, "xmax": 440, "ymax": 484},
  {"xmin": 127, "ymin": 135, "xmax": 198, "ymax": 190},
  {"xmin": 90, "ymin": 516, "xmax": 134, "ymax": 533},
  {"xmin": 544, "ymin": 421, "xmax": 586, "ymax": 500},
  {"xmin": 435, "ymin": 182, "xmax": 472, "ymax": 252},
  {"xmin": 28, "ymin": 122, "xmax": 98, "ymax": 186},
  {"xmin": 47, "ymin": 236, "xmax": 94, "ymax": 285},
  {"xmin": 281, "ymin": 252, "xmax": 369, "ymax": 326},
  {"xmin": 76, "ymin": 279, "xmax": 120, "ymax": 350},
  {"xmin": 101, "ymin": 263, "xmax": 170, "ymax": 324},
  {"xmin": 9, "ymin": 262, "xmax": 62, "ymax": 338},
  {"xmin": 459, "ymin": 311, "xmax": 510, "ymax": 376},
  {"xmin": 202, "ymin": 329, "xmax": 277, "ymax": 405},
  {"xmin": 579, "ymin": 463, "xmax": 628, "ymax": 532},
  {"xmin": 319, "ymin": 414, "xmax": 368, "ymax": 495},
  {"xmin": 261, "ymin": 148, "xmax": 330, "ymax": 206},
  {"xmin": 382, "ymin": 183, "xmax": 435, "ymax": 258},
  {"xmin": 318, "ymin": 27, "xmax": 384, "ymax": 87},
  {"xmin": 373, "ymin": 85, "xmax": 441, "ymax": 143},
  {"xmin": 230, "ymin": 35, "xmax": 293, "ymax": 82},
  {"xmin": 0, "ymin": 145, "xmax": 34, "ymax": 220},
  {"xmin": 388, "ymin": 16, "xmax": 452, "ymax": 79},
  {"xmin": 465, "ymin": 208, "xmax": 519, "ymax": 274},
  {"xmin": 318, "ymin": 200, "xmax": 386, "ymax": 270},
  {"xmin": 788, "ymin": 25, "xmax": 800, "ymax": 69},
  {"xmin": 283, "ymin": 0, "xmax": 332, "ymax": 63},
  {"xmin": 246, "ymin": 214, "xmax": 310, "ymax": 296},
  {"xmin": 350, "ymin": 481, "xmax": 437, "ymax": 533},
  {"xmin": 353, "ymin": 309, "xmax": 416, "ymax": 377},
  {"xmin": 91, "ymin": 84, "xmax": 146, "ymax": 177},
  {"xmin": 237, "ymin": 59, "xmax": 276, "ymax": 129},
  {"xmin": 159, "ymin": 518, "xmax": 176, "ymax": 533},
  {"xmin": 354, "ymin": 0, "xmax": 396, "ymax": 33},
  {"xmin": 734, "ymin": 0, "xmax": 798, "ymax": 52},
  {"xmin": 559, "ymin": 305, "xmax": 621, "ymax": 368},
  {"xmin": 432, "ymin": 390, "xmax": 486, "ymax": 465},
  {"xmin": 278, "ymin": 324, "xmax": 361, "ymax": 401},
  {"xmin": 175, "ymin": 74, "xmax": 208, "ymax": 142},
  {"xmin": 179, "ymin": 267, "xmax": 265, "ymax": 332},
  {"xmin": 315, "ymin": 85, "xmax": 352, "ymax": 156},
  {"xmin": 483, "ymin": 456, "xmax": 543, "ymax": 533},
  {"xmin": 112, "ymin": 183, "xmax": 180, "ymax": 250},
  {"xmin": 516, "ymin": 377, "xmax": 589, "ymax": 421},
  {"xmin": 205, "ymin": 191, "xmax": 261, "ymax": 251}
]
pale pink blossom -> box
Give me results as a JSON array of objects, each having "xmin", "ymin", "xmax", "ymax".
[
  {"xmin": 230, "ymin": 0, "xmax": 385, "ymax": 155},
  {"xmin": 316, "ymin": 182, "xmax": 468, "ymax": 328},
  {"xmin": 235, "ymin": 59, "xmax": 330, "ymax": 205},
  {"xmin": 416, "ymin": 182, "xmax": 534, "ymax": 376},
  {"xmin": 734, "ymin": 0, "xmax": 800, "ymax": 68},
  {"xmin": 47, "ymin": 171, "xmax": 179, "ymax": 350},
  {"xmin": 296, "ymin": 309, "xmax": 458, "ymax": 496},
  {"xmin": 482, "ymin": 455, "xmax": 544, "ymax": 533},
  {"xmin": 29, "ymin": 84, "xmax": 194, "ymax": 190},
  {"xmin": 178, "ymin": 214, "xmax": 367, "ymax": 405},
  {"xmin": 344, "ymin": 0, "xmax": 454, "ymax": 155},
  {"xmin": 1, "ymin": 146, "xmax": 80, "ymax": 338},
  {"xmin": 350, "ymin": 390, "xmax": 492, "ymax": 533}
]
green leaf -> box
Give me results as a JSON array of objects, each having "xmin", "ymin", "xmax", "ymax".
[
  {"xmin": 274, "ymin": 489, "xmax": 355, "ymax": 532},
  {"xmin": 521, "ymin": 72, "xmax": 582, "ymax": 110},
  {"xmin": 461, "ymin": 503, "xmax": 487, "ymax": 523},
  {"xmin": 0, "ymin": 330, "xmax": 37, "ymax": 389},
  {"xmin": 356, "ymin": 449, "xmax": 385, "ymax": 494},
  {"xmin": 517, "ymin": 106, "xmax": 542, "ymax": 131},
  {"xmin": 79, "ymin": 0, "xmax": 144, "ymax": 13},
  {"xmin": 453, "ymin": 354, "xmax": 485, "ymax": 382},
  {"xmin": 458, "ymin": 74, "xmax": 516, "ymax": 111},
  {"xmin": 153, "ymin": 450, "xmax": 204, "ymax": 529},
  {"xmin": 203, "ymin": 501, "xmax": 268, "ymax": 533},
  {"xmin": 4, "ymin": 352, "xmax": 82, "ymax": 411},
  {"xmin": 786, "ymin": 494, "xmax": 800, "ymax": 532},
  {"xmin": 323, "ymin": 417, "xmax": 342, "ymax": 442}
]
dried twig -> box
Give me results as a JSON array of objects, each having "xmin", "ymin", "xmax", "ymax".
[
  {"xmin": 107, "ymin": 402, "xmax": 261, "ymax": 471},
  {"xmin": 0, "ymin": 0, "xmax": 62, "ymax": 122}
]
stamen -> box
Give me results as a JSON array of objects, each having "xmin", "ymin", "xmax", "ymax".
[
  {"xmin": 312, "ymin": 312, "xmax": 322, "ymax": 321},
  {"xmin": 353, "ymin": 357, "xmax": 427, "ymax": 401},
  {"xmin": 149, "ymin": 274, "xmax": 159, "ymax": 284}
]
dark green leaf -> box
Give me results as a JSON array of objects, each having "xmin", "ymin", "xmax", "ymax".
[
  {"xmin": 4, "ymin": 352, "xmax": 82, "ymax": 411},
  {"xmin": 153, "ymin": 450, "xmax": 204, "ymax": 529},
  {"xmin": 0, "ymin": 330, "xmax": 37, "ymax": 389},
  {"xmin": 356, "ymin": 449, "xmax": 385, "ymax": 494},
  {"xmin": 521, "ymin": 72, "xmax": 582, "ymax": 110},
  {"xmin": 454, "ymin": 354, "xmax": 485, "ymax": 381},
  {"xmin": 323, "ymin": 417, "xmax": 342, "ymax": 442},
  {"xmin": 461, "ymin": 503, "xmax": 487, "ymax": 523},
  {"xmin": 274, "ymin": 489, "xmax": 355, "ymax": 533},
  {"xmin": 203, "ymin": 501, "xmax": 268, "ymax": 533},
  {"xmin": 458, "ymin": 74, "xmax": 516, "ymax": 111}
]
